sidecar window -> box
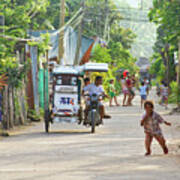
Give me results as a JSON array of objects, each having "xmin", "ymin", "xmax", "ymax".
[{"xmin": 55, "ymin": 75, "xmax": 77, "ymax": 86}]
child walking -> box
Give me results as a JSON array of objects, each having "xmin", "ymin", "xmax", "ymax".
[
  {"xmin": 139, "ymin": 82, "xmax": 148, "ymax": 108},
  {"xmin": 109, "ymin": 79, "xmax": 119, "ymax": 107},
  {"xmin": 161, "ymin": 82, "xmax": 169, "ymax": 109},
  {"xmin": 141, "ymin": 101, "xmax": 171, "ymax": 156}
]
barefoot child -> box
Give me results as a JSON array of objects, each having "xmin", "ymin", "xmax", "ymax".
[
  {"xmin": 139, "ymin": 82, "xmax": 148, "ymax": 108},
  {"xmin": 109, "ymin": 79, "xmax": 119, "ymax": 107},
  {"xmin": 140, "ymin": 100, "xmax": 171, "ymax": 156}
]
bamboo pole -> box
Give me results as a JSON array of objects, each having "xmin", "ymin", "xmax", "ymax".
[
  {"xmin": 58, "ymin": 0, "xmax": 66, "ymax": 64},
  {"xmin": 103, "ymin": 0, "xmax": 109, "ymax": 41}
]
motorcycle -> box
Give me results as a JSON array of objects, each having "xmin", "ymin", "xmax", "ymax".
[{"xmin": 84, "ymin": 93, "xmax": 103, "ymax": 133}]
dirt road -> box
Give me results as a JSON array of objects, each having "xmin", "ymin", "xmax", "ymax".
[{"xmin": 0, "ymin": 91, "xmax": 180, "ymax": 180}]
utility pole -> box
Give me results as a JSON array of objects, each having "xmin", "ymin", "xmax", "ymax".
[
  {"xmin": 58, "ymin": 0, "xmax": 65, "ymax": 64},
  {"xmin": 141, "ymin": 0, "xmax": 144, "ymax": 10},
  {"xmin": 74, "ymin": 1, "xmax": 84, "ymax": 65},
  {"xmin": 103, "ymin": 0, "xmax": 109, "ymax": 41},
  {"xmin": 177, "ymin": 38, "xmax": 180, "ymax": 108}
]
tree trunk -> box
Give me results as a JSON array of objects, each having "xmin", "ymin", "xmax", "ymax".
[
  {"xmin": 12, "ymin": 88, "xmax": 18, "ymax": 126},
  {"xmin": 2, "ymin": 87, "xmax": 8, "ymax": 129},
  {"xmin": 17, "ymin": 89, "xmax": 25, "ymax": 125},
  {"xmin": 22, "ymin": 81, "xmax": 27, "ymax": 123},
  {"xmin": 160, "ymin": 44, "xmax": 170, "ymax": 86},
  {"xmin": 8, "ymin": 86, "xmax": 14, "ymax": 129},
  {"xmin": 165, "ymin": 44, "xmax": 170, "ymax": 86},
  {"xmin": 58, "ymin": 0, "xmax": 65, "ymax": 64}
]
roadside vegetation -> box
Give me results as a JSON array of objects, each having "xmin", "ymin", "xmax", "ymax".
[
  {"xmin": 148, "ymin": 0, "xmax": 180, "ymax": 107},
  {"xmin": 0, "ymin": 0, "xmax": 138, "ymax": 131}
]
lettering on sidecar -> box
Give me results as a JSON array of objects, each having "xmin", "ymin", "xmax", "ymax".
[{"xmin": 60, "ymin": 97, "xmax": 75, "ymax": 105}]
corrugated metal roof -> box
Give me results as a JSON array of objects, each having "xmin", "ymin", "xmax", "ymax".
[{"xmin": 29, "ymin": 27, "xmax": 94, "ymax": 65}]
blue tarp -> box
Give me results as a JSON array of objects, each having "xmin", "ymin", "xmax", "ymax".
[
  {"xmin": 29, "ymin": 27, "xmax": 94, "ymax": 65},
  {"xmin": 30, "ymin": 46, "xmax": 39, "ymax": 113}
]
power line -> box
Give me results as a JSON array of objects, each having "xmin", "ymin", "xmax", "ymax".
[{"xmin": 120, "ymin": 18, "xmax": 150, "ymax": 23}]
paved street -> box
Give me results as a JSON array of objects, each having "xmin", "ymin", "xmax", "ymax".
[{"xmin": 0, "ymin": 91, "xmax": 180, "ymax": 180}]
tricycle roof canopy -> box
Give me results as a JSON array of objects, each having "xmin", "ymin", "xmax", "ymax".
[
  {"xmin": 53, "ymin": 66, "xmax": 79, "ymax": 75},
  {"xmin": 53, "ymin": 62, "xmax": 109, "ymax": 75},
  {"xmin": 83, "ymin": 62, "xmax": 108, "ymax": 72}
]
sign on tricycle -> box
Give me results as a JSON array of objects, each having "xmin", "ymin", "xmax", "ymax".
[{"xmin": 53, "ymin": 93, "xmax": 79, "ymax": 120}]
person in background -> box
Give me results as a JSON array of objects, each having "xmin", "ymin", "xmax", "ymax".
[
  {"xmin": 144, "ymin": 77, "xmax": 150, "ymax": 95},
  {"xmin": 161, "ymin": 82, "xmax": 169, "ymax": 110},
  {"xmin": 130, "ymin": 74, "xmax": 136, "ymax": 105},
  {"xmin": 120, "ymin": 75, "xmax": 129, "ymax": 106},
  {"xmin": 156, "ymin": 82, "xmax": 161, "ymax": 97},
  {"xmin": 83, "ymin": 76, "xmax": 111, "ymax": 123},
  {"xmin": 82, "ymin": 77, "xmax": 91, "ymax": 122},
  {"xmin": 83, "ymin": 77, "xmax": 91, "ymax": 104},
  {"xmin": 126, "ymin": 75, "xmax": 133, "ymax": 106},
  {"xmin": 140, "ymin": 100, "xmax": 171, "ymax": 156},
  {"xmin": 84, "ymin": 77, "xmax": 90, "ymax": 87},
  {"xmin": 109, "ymin": 79, "xmax": 119, "ymax": 107},
  {"xmin": 123, "ymin": 70, "xmax": 129, "ymax": 79},
  {"xmin": 139, "ymin": 82, "xmax": 148, "ymax": 108},
  {"xmin": 159, "ymin": 80, "xmax": 165, "ymax": 105}
]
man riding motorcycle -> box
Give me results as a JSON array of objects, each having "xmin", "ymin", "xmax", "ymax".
[{"xmin": 82, "ymin": 76, "xmax": 111, "ymax": 123}]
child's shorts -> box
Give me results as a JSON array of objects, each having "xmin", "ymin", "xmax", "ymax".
[
  {"xmin": 109, "ymin": 91, "xmax": 115, "ymax": 98},
  {"xmin": 162, "ymin": 95, "xmax": 168, "ymax": 101},
  {"xmin": 123, "ymin": 89, "xmax": 129, "ymax": 95},
  {"xmin": 141, "ymin": 95, "xmax": 147, "ymax": 100}
]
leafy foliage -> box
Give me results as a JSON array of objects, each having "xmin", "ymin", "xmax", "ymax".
[
  {"xmin": 0, "ymin": 0, "xmax": 137, "ymax": 93},
  {"xmin": 0, "ymin": 57, "xmax": 30, "ymax": 88},
  {"xmin": 149, "ymin": 0, "xmax": 180, "ymax": 46},
  {"xmin": 169, "ymin": 81, "xmax": 180, "ymax": 104},
  {"xmin": 0, "ymin": 0, "xmax": 51, "ymax": 89},
  {"xmin": 148, "ymin": 0, "xmax": 180, "ymax": 104},
  {"xmin": 91, "ymin": 44, "xmax": 111, "ymax": 63}
]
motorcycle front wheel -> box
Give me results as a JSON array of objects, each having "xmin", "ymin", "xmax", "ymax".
[{"xmin": 91, "ymin": 110, "xmax": 96, "ymax": 133}]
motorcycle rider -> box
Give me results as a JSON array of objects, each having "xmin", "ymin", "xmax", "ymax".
[{"xmin": 82, "ymin": 76, "xmax": 111, "ymax": 123}]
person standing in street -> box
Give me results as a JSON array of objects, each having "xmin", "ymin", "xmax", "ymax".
[
  {"xmin": 109, "ymin": 79, "xmax": 119, "ymax": 107},
  {"xmin": 126, "ymin": 75, "xmax": 133, "ymax": 106},
  {"xmin": 144, "ymin": 77, "xmax": 150, "ymax": 95},
  {"xmin": 130, "ymin": 74, "xmax": 136, "ymax": 105},
  {"xmin": 140, "ymin": 100, "xmax": 171, "ymax": 156},
  {"xmin": 120, "ymin": 75, "xmax": 129, "ymax": 106},
  {"xmin": 139, "ymin": 82, "xmax": 148, "ymax": 108},
  {"xmin": 160, "ymin": 82, "xmax": 169, "ymax": 109}
]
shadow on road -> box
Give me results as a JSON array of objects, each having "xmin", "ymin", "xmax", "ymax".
[{"xmin": 3, "ymin": 130, "xmax": 92, "ymax": 141}]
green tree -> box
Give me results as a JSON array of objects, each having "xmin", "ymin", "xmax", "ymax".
[
  {"xmin": 0, "ymin": 0, "xmax": 50, "ymax": 86},
  {"xmin": 149, "ymin": 0, "xmax": 180, "ymax": 107}
]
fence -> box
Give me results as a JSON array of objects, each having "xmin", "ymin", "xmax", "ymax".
[{"xmin": 0, "ymin": 84, "xmax": 28, "ymax": 129}]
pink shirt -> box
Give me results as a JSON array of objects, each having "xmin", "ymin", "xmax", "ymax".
[{"xmin": 142, "ymin": 111, "xmax": 164, "ymax": 136}]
